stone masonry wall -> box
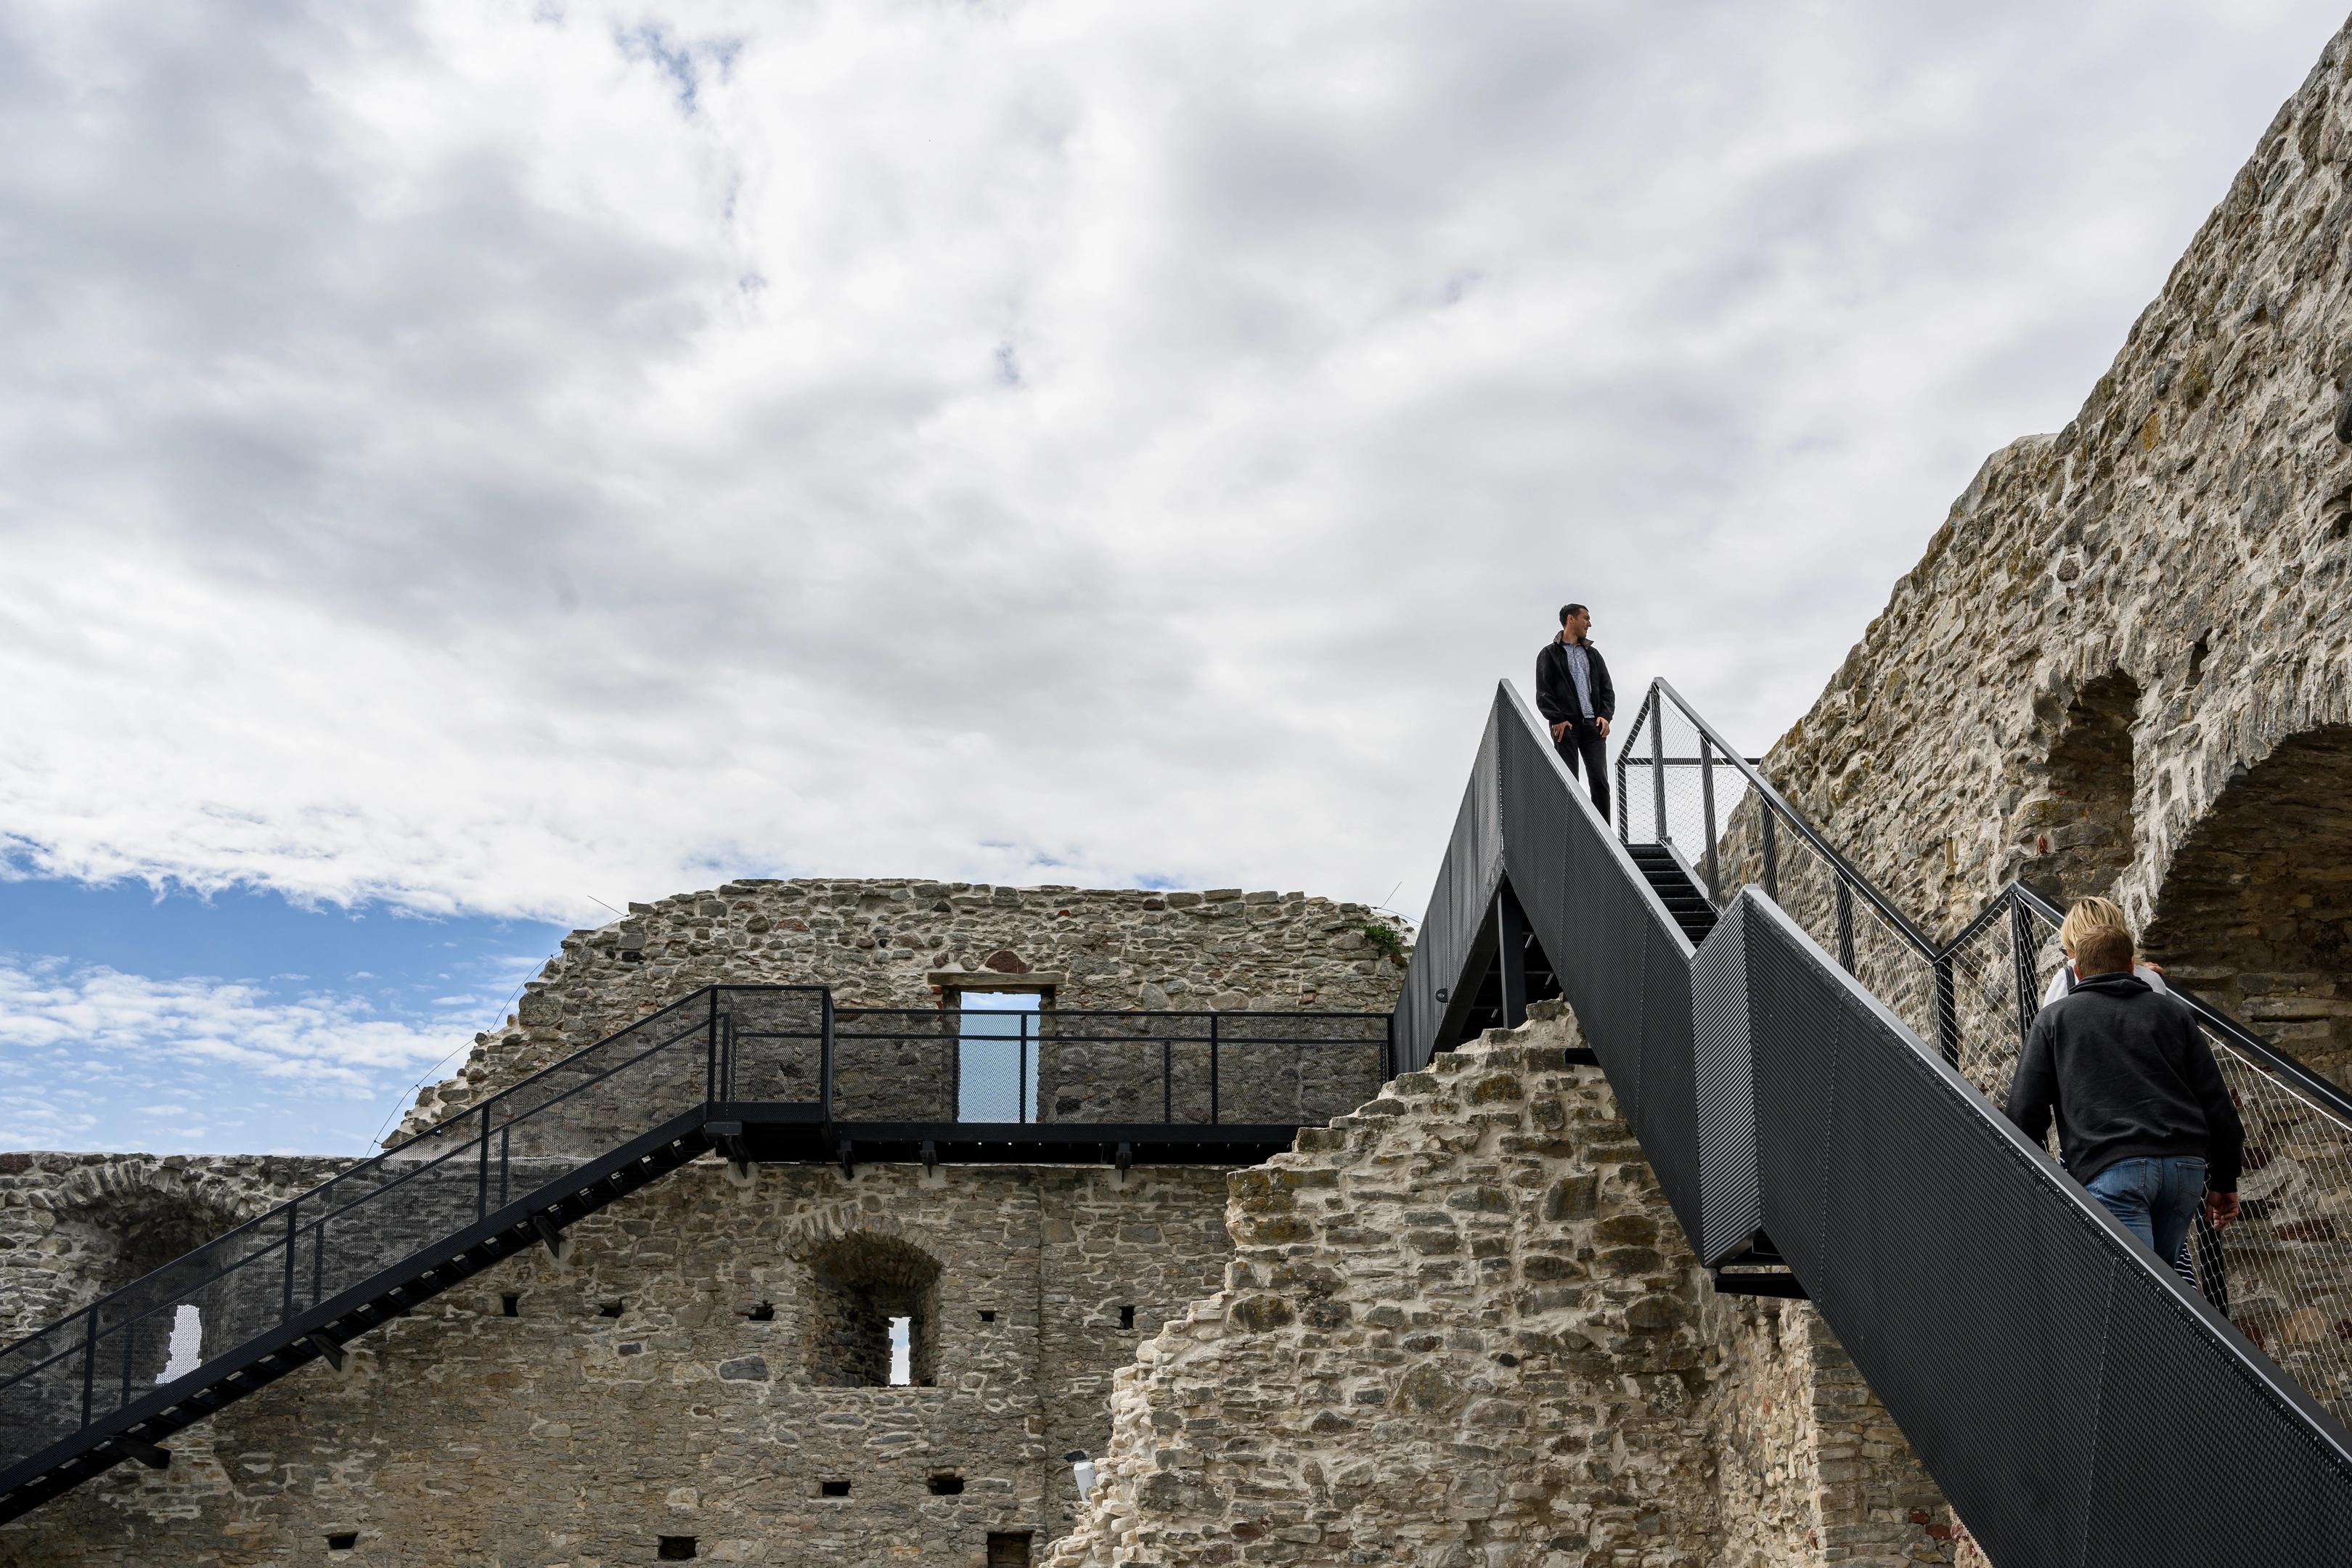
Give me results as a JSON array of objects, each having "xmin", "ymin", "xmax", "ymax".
[
  {"xmin": 402, "ymin": 879, "xmax": 1408, "ymax": 1146},
  {"xmin": 1748, "ymin": 17, "xmax": 2352, "ymax": 1084},
  {"xmin": 0, "ymin": 1157, "xmax": 1236, "ymax": 1568},
  {"xmin": 1042, "ymin": 1005, "xmax": 1967, "ymax": 1568}
]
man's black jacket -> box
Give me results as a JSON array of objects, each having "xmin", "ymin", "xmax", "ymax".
[
  {"xmin": 2004, "ymin": 973, "xmax": 2245, "ymax": 1191},
  {"xmin": 1535, "ymin": 637, "xmax": 1615, "ymax": 730}
]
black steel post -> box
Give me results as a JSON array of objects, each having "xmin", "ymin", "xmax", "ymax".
[
  {"xmin": 282, "ymin": 1199, "xmax": 298, "ymax": 1320},
  {"xmin": 476, "ymin": 1103, "xmax": 491, "ymax": 1222},
  {"xmin": 1018, "ymin": 1013, "xmax": 1029, "ymax": 1125},
  {"xmin": 1835, "ymin": 879, "xmax": 1855, "ymax": 973},
  {"xmin": 499, "ymin": 1121, "xmax": 512, "ymax": 1210},
  {"xmin": 2009, "ymin": 897, "xmax": 2041, "ymax": 1048},
  {"xmin": 1760, "ymin": 809, "xmax": 1779, "ymax": 902},
  {"xmin": 1649, "ymin": 693, "xmax": 1667, "ymax": 843},
  {"xmin": 705, "ymin": 989, "xmax": 720, "ymax": 1111},
  {"xmin": 118, "ymin": 1310, "xmax": 134, "ymax": 1413},
  {"xmin": 1209, "ymin": 1013, "xmax": 1221, "ymax": 1127},
  {"xmin": 1934, "ymin": 955, "xmax": 1959, "ymax": 1066},
  {"xmin": 1384, "ymin": 1013, "xmax": 1397, "ymax": 1082},
  {"xmin": 1614, "ymin": 749, "xmax": 1630, "ymax": 844},
  {"xmin": 1163, "ymin": 1034, "xmax": 1173, "ymax": 1124},
  {"xmin": 1699, "ymin": 734, "xmax": 1721, "ymax": 905},
  {"xmin": 1497, "ymin": 885, "xmax": 1529, "ymax": 1030},
  {"xmin": 820, "ymin": 990, "xmax": 836, "ymax": 1124},
  {"xmin": 80, "ymin": 1310, "xmax": 97, "ymax": 1425},
  {"xmin": 311, "ymin": 1209, "xmax": 325, "ymax": 1305}
]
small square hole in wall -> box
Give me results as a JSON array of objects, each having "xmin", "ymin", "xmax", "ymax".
[
  {"xmin": 978, "ymin": 1310, "xmax": 995, "ymax": 1323},
  {"xmin": 657, "ymin": 1537, "xmax": 697, "ymax": 1561},
  {"xmin": 987, "ymin": 1531, "xmax": 1034, "ymax": 1567},
  {"xmin": 620, "ymin": 948, "xmax": 645, "ymax": 963},
  {"xmin": 928, "ymin": 1473, "xmax": 965, "ymax": 1495},
  {"xmin": 820, "ymin": 1479, "xmax": 852, "ymax": 1498},
  {"xmin": 1119, "ymin": 1305, "xmax": 1135, "ymax": 1331},
  {"xmin": 326, "ymin": 1533, "xmax": 359, "ymax": 1552},
  {"xmin": 746, "ymin": 1300, "xmax": 775, "ymax": 1322},
  {"xmin": 501, "ymin": 1294, "xmax": 520, "ymax": 1318},
  {"xmin": 598, "ymin": 1301, "xmax": 623, "ymax": 1318}
]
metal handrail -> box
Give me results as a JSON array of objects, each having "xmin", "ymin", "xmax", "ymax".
[{"xmin": 1614, "ymin": 679, "xmax": 1938, "ymax": 957}]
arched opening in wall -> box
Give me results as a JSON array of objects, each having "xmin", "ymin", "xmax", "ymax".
[
  {"xmin": 800, "ymin": 1233, "xmax": 942, "ymax": 1387},
  {"xmin": 2019, "ymin": 671, "xmax": 2142, "ymax": 905},
  {"xmin": 54, "ymin": 1183, "xmax": 248, "ymax": 1386},
  {"xmin": 2145, "ymin": 724, "xmax": 2352, "ymax": 1087}
]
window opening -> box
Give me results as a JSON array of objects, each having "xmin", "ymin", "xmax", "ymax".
[
  {"xmin": 747, "ymin": 1300, "xmax": 775, "ymax": 1322},
  {"xmin": 821, "ymin": 1480, "xmax": 852, "ymax": 1498},
  {"xmin": 978, "ymin": 1310, "xmax": 996, "ymax": 1323},
  {"xmin": 598, "ymin": 1301, "xmax": 623, "ymax": 1318},
  {"xmin": 801, "ymin": 1233, "xmax": 942, "ymax": 1387},
  {"xmin": 987, "ymin": 1532, "xmax": 1035, "ymax": 1567},
  {"xmin": 954, "ymin": 991, "xmax": 1042, "ymax": 1123},
  {"xmin": 501, "ymin": 1294, "xmax": 520, "ymax": 1318},
  {"xmin": 327, "ymin": 1533, "xmax": 359, "ymax": 1552},
  {"xmin": 889, "ymin": 1315, "xmax": 913, "ymax": 1386},
  {"xmin": 928, "ymin": 1473, "xmax": 965, "ymax": 1495},
  {"xmin": 657, "ymin": 1536, "xmax": 698, "ymax": 1560},
  {"xmin": 158, "ymin": 1304, "xmax": 203, "ymax": 1383}
]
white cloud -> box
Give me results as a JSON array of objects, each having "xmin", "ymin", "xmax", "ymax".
[
  {"xmin": 0, "ymin": 958, "xmax": 469, "ymax": 1116},
  {"xmin": 0, "ymin": 0, "xmax": 2343, "ymax": 926}
]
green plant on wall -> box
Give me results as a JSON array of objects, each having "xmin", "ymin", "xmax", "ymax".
[{"xmin": 1360, "ymin": 920, "xmax": 1407, "ymax": 965}]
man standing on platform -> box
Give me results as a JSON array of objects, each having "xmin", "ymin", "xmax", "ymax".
[{"xmin": 1536, "ymin": 603, "xmax": 1614, "ymax": 819}]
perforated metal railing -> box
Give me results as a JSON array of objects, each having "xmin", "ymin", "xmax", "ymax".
[{"xmin": 1613, "ymin": 677, "xmax": 2352, "ymax": 1429}]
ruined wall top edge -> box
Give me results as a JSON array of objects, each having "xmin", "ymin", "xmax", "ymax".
[
  {"xmin": 401, "ymin": 876, "xmax": 1412, "ymax": 1140},
  {"xmin": 1753, "ymin": 16, "xmax": 2352, "ymax": 937}
]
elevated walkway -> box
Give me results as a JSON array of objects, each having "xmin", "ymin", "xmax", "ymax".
[
  {"xmin": 1402, "ymin": 679, "xmax": 2352, "ymax": 1566},
  {"xmin": 0, "ymin": 990, "xmax": 1386, "ymax": 1522}
]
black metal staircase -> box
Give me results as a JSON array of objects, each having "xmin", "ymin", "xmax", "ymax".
[
  {"xmin": 0, "ymin": 989, "xmax": 1387, "ymax": 1524},
  {"xmin": 1625, "ymin": 844, "xmax": 1717, "ymax": 945},
  {"xmin": 1394, "ymin": 679, "xmax": 2352, "ymax": 1566}
]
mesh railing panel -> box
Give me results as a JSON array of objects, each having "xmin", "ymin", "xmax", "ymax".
[
  {"xmin": 1616, "ymin": 690, "xmax": 1758, "ymax": 908},
  {"xmin": 1395, "ymin": 704, "xmax": 1506, "ymax": 1074},
  {"xmin": 719, "ymin": 987, "xmax": 828, "ymax": 1104},
  {"xmin": 830, "ymin": 1010, "xmax": 1388, "ymax": 1127},
  {"xmin": 1498, "ymin": 687, "xmax": 1708, "ymax": 1242}
]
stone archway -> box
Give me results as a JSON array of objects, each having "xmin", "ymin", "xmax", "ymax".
[
  {"xmin": 799, "ymin": 1231, "xmax": 944, "ymax": 1388},
  {"xmin": 2015, "ymin": 670, "xmax": 2142, "ymax": 906},
  {"xmin": 2144, "ymin": 724, "xmax": 2352, "ymax": 1087}
]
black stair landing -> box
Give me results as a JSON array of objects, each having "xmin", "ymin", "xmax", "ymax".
[{"xmin": 1626, "ymin": 844, "xmax": 1718, "ymax": 944}]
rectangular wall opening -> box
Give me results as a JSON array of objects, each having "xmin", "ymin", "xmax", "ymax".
[
  {"xmin": 987, "ymin": 1531, "xmax": 1034, "ymax": 1567},
  {"xmin": 326, "ymin": 1534, "xmax": 358, "ymax": 1552},
  {"xmin": 657, "ymin": 1537, "xmax": 697, "ymax": 1561},
  {"xmin": 953, "ymin": 990, "xmax": 1042, "ymax": 1122},
  {"xmin": 821, "ymin": 1480, "xmax": 852, "ymax": 1498}
]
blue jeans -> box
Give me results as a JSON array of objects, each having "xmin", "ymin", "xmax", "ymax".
[{"xmin": 2084, "ymin": 1156, "xmax": 2205, "ymax": 1265}]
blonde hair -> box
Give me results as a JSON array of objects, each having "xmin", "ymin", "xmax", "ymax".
[{"xmin": 2059, "ymin": 896, "xmax": 2130, "ymax": 957}]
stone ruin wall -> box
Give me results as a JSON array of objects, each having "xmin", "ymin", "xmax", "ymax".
[
  {"xmin": 0, "ymin": 1154, "xmax": 1236, "ymax": 1568},
  {"xmin": 0, "ymin": 881, "xmax": 1408, "ymax": 1567},
  {"xmin": 1752, "ymin": 16, "xmax": 2352, "ymax": 1086},
  {"xmin": 1042, "ymin": 1007, "xmax": 1975, "ymax": 1568}
]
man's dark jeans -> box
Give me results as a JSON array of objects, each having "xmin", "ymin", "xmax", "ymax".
[{"xmin": 1555, "ymin": 723, "xmax": 1609, "ymax": 820}]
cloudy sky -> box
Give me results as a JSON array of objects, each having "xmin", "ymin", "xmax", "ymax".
[{"xmin": 4, "ymin": 0, "xmax": 2345, "ymax": 1153}]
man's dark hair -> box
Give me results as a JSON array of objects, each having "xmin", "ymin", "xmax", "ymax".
[
  {"xmin": 2074, "ymin": 925, "xmax": 2135, "ymax": 978},
  {"xmin": 1559, "ymin": 603, "xmax": 1588, "ymax": 625}
]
